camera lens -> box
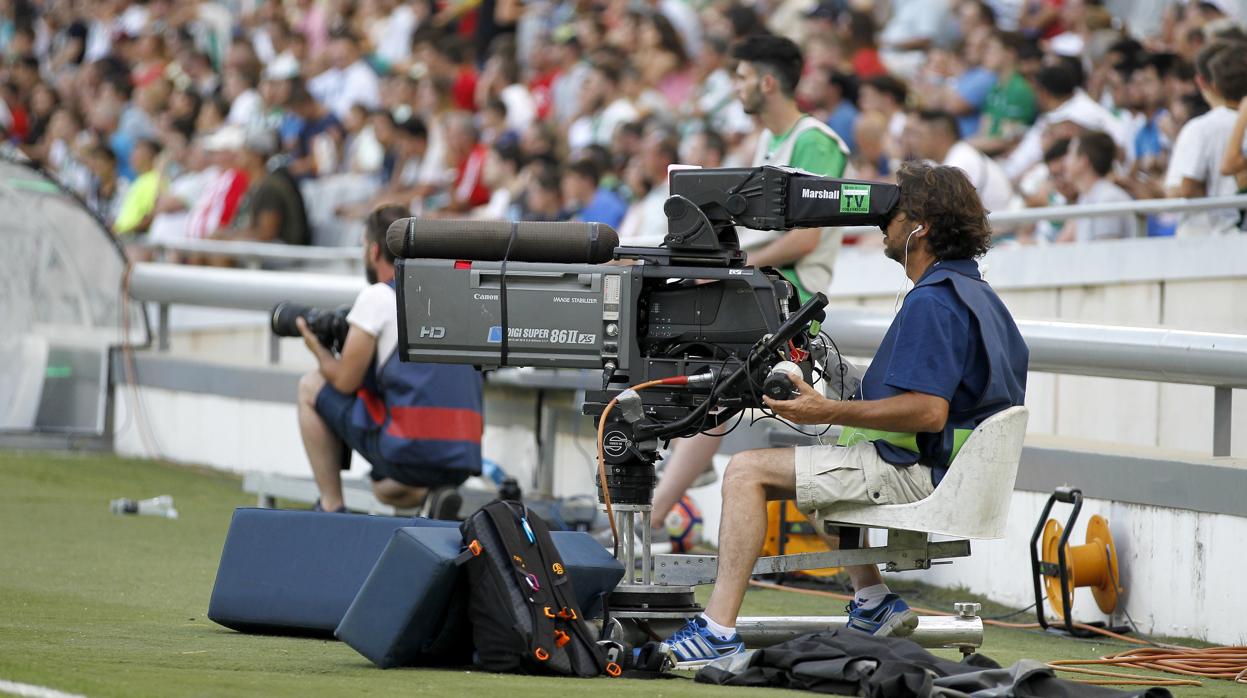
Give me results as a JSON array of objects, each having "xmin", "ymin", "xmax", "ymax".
[{"xmin": 271, "ymin": 301, "xmax": 312, "ymax": 337}]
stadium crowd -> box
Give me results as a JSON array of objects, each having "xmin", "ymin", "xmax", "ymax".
[{"xmin": 1, "ymin": 0, "xmax": 1246, "ymax": 256}]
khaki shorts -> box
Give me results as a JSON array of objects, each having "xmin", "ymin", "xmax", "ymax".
[{"xmin": 794, "ymin": 441, "xmax": 935, "ymax": 516}]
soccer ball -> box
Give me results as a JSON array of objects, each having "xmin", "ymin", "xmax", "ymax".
[{"xmin": 664, "ymin": 496, "xmax": 704, "ymax": 553}]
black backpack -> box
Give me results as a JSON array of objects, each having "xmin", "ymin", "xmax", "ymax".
[{"xmin": 458, "ymin": 501, "xmax": 621, "ymax": 678}]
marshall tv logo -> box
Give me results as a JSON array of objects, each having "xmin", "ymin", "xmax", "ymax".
[
  {"xmin": 840, "ymin": 183, "xmax": 871, "ymax": 213},
  {"xmin": 800, "ymin": 187, "xmax": 840, "ymax": 200}
]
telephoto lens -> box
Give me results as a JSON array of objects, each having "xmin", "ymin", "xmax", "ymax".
[
  {"xmin": 270, "ymin": 301, "xmax": 313, "ymax": 338},
  {"xmin": 270, "ymin": 302, "xmax": 351, "ymax": 352}
]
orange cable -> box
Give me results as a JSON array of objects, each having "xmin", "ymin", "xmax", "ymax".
[{"xmin": 596, "ymin": 378, "xmax": 685, "ymax": 556}]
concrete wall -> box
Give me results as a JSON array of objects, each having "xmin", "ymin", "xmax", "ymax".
[
  {"xmin": 112, "ymin": 374, "xmax": 590, "ymax": 497},
  {"xmin": 901, "ymin": 489, "xmax": 1247, "ymax": 646}
]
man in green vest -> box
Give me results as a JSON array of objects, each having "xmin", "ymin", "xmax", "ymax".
[
  {"xmin": 658, "ymin": 163, "xmax": 1029, "ymax": 666},
  {"xmin": 648, "ymin": 34, "xmax": 853, "ymax": 550}
]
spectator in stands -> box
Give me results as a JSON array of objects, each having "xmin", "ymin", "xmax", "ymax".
[
  {"xmin": 476, "ymin": 46, "xmax": 536, "ymax": 134},
  {"xmin": 799, "ymin": 67, "xmax": 860, "ymax": 153},
  {"xmin": 438, "ymin": 112, "xmax": 490, "ymax": 213},
  {"xmin": 912, "ymin": 110, "xmax": 1015, "ymax": 215},
  {"xmin": 286, "ymin": 85, "xmax": 344, "ymax": 180},
  {"xmin": 680, "ymin": 129, "xmax": 727, "ymax": 169},
  {"xmin": 548, "ymin": 30, "xmax": 591, "ymax": 127},
  {"xmin": 219, "ymin": 129, "xmax": 309, "ymax": 246},
  {"xmin": 1003, "ymin": 61, "xmax": 1128, "ymax": 181},
  {"xmin": 224, "ymin": 64, "xmax": 263, "ymax": 127},
  {"xmin": 338, "ymin": 103, "xmax": 384, "ymax": 175},
  {"xmin": 1165, "ymin": 41, "xmax": 1246, "ymax": 235},
  {"xmin": 853, "ymin": 110, "xmax": 893, "ymax": 182},
  {"xmin": 859, "ymin": 74, "xmax": 909, "ymax": 147},
  {"xmin": 1217, "ymin": 48, "xmax": 1247, "ymax": 213},
  {"xmin": 970, "ymin": 30, "xmax": 1037, "ymax": 156},
  {"xmin": 635, "ymin": 10, "xmax": 695, "ymax": 109},
  {"xmin": 1056, "ymin": 130, "xmax": 1139, "ymax": 242},
  {"xmin": 878, "ymin": 0, "xmax": 952, "ymax": 78},
  {"xmin": 297, "ymin": 205, "xmax": 482, "ymax": 515},
  {"xmin": 338, "ymin": 113, "xmax": 430, "ymax": 219},
  {"xmin": 84, "ymin": 144, "xmax": 128, "ymax": 227},
  {"xmin": 187, "ymin": 127, "xmax": 249, "ymax": 241},
  {"xmin": 913, "ymin": 44, "xmax": 996, "ymax": 139},
  {"xmin": 113, "ymin": 138, "xmax": 165, "ymax": 236},
  {"xmin": 1016, "ymin": 138, "xmax": 1075, "ymax": 243},
  {"xmin": 373, "ymin": 0, "xmax": 429, "ymax": 68},
  {"xmin": 147, "ymin": 139, "xmax": 215, "ymax": 249},
  {"xmin": 520, "ymin": 160, "xmax": 565, "ymax": 222},
  {"xmin": 477, "ymin": 97, "xmax": 511, "ymax": 149},
  {"xmin": 425, "ymin": 35, "xmax": 478, "ymax": 113},
  {"xmin": 473, "ymin": 139, "xmax": 525, "ymax": 220},
  {"xmin": 562, "ymin": 157, "xmax": 627, "ymax": 229},
  {"xmin": 958, "ymin": 1, "xmax": 998, "ymax": 52},
  {"xmin": 567, "ymin": 59, "xmax": 639, "ymax": 151},
  {"xmin": 1, "ymin": 0, "xmax": 1241, "ymax": 261},
  {"xmin": 618, "ymin": 129, "xmax": 678, "ymax": 242},
  {"xmin": 307, "ymin": 31, "xmax": 381, "ymax": 120},
  {"xmin": 684, "ymin": 34, "xmax": 752, "ymax": 137},
  {"xmin": 840, "ymin": 10, "xmax": 887, "ymax": 79},
  {"xmin": 1129, "ymin": 54, "xmax": 1177, "ymax": 174},
  {"xmin": 825, "ymin": 72, "xmax": 861, "ymax": 153}
]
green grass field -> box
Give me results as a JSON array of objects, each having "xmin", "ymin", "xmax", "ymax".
[{"xmin": 1, "ymin": 451, "xmax": 1243, "ymax": 697}]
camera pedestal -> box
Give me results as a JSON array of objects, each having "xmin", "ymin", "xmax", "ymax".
[
  {"xmin": 602, "ymin": 522, "xmax": 984, "ymax": 655},
  {"xmin": 604, "ymin": 504, "xmax": 702, "ymax": 618}
]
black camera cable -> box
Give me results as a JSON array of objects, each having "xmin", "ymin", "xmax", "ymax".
[
  {"xmin": 498, "ymin": 221, "xmax": 518, "ymax": 366},
  {"xmin": 819, "ymin": 330, "xmax": 849, "ymax": 401}
]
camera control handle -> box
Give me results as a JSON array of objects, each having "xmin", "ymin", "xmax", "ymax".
[{"xmin": 638, "ymin": 293, "xmax": 828, "ymax": 441}]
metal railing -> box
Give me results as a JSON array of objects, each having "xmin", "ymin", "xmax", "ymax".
[
  {"xmin": 128, "ymin": 264, "xmax": 365, "ymax": 358},
  {"xmin": 129, "ymin": 236, "xmax": 360, "ymax": 268},
  {"xmin": 123, "ymin": 194, "xmax": 1247, "ymax": 266},
  {"xmin": 989, "ymin": 193, "xmax": 1247, "ymax": 226},
  {"xmin": 128, "ymin": 261, "xmax": 1247, "ymax": 457}
]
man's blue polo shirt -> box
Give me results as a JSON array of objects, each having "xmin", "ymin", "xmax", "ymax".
[{"xmin": 856, "ymin": 258, "xmax": 1027, "ymax": 484}]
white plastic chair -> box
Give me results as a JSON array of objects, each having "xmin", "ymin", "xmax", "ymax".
[{"xmin": 818, "ymin": 406, "xmax": 1030, "ymax": 540}]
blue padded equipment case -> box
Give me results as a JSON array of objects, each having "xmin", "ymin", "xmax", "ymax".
[
  {"xmin": 337, "ymin": 525, "xmax": 624, "ymax": 668},
  {"xmin": 208, "ymin": 507, "xmax": 624, "ymax": 651},
  {"xmin": 207, "ymin": 508, "xmax": 456, "ymax": 636}
]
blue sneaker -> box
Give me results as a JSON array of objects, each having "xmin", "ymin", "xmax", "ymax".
[
  {"xmin": 846, "ymin": 594, "xmax": 919, "ymax": 637},
  {"xmin": 661, "ymin": 616, "xmax": 745, "ymax": 667}
]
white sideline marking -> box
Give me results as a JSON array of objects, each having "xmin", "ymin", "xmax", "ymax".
[{"xmin": 0, "ymin": 679, "xmax": 88, "ymax": 698}]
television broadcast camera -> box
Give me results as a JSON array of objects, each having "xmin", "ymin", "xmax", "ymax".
[{"xmin": 388, "ymin": 165, "xmax": 899, "ymax": 611}]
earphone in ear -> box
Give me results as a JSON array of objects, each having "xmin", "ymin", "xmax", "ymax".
[{"xmin": 894, "ymin": 225, "xmax": 925, "ymax": 314}]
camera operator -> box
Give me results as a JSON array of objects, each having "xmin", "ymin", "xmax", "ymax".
[
  {"xmin": 659, "ymin": 163, "xmax": 1028, "ymax": 664},
  {"xmin": 650, "ymin": 34, "xmax": 854, "ymax": 552},
  {"xmin": 296, "ymin": 205, "xmax": 483, "ymax": 514}
]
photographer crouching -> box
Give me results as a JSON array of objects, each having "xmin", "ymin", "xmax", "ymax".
[
  {"xmin": 292, "ymin": 206, "xmax": 483, "ymax": 515},
  {"xmin": 659, "ymin": 163, "xmax": 1029, "ymax": 665}
]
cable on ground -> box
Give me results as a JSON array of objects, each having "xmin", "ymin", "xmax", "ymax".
[{"xmin": 747, "ymin": 580, "xmax": 1246, "ymax": 687}]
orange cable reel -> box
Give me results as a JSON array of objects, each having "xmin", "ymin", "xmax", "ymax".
[{"xmin": 1040, "ymin": 513, "xmax": 1122, "ymax": 619}]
